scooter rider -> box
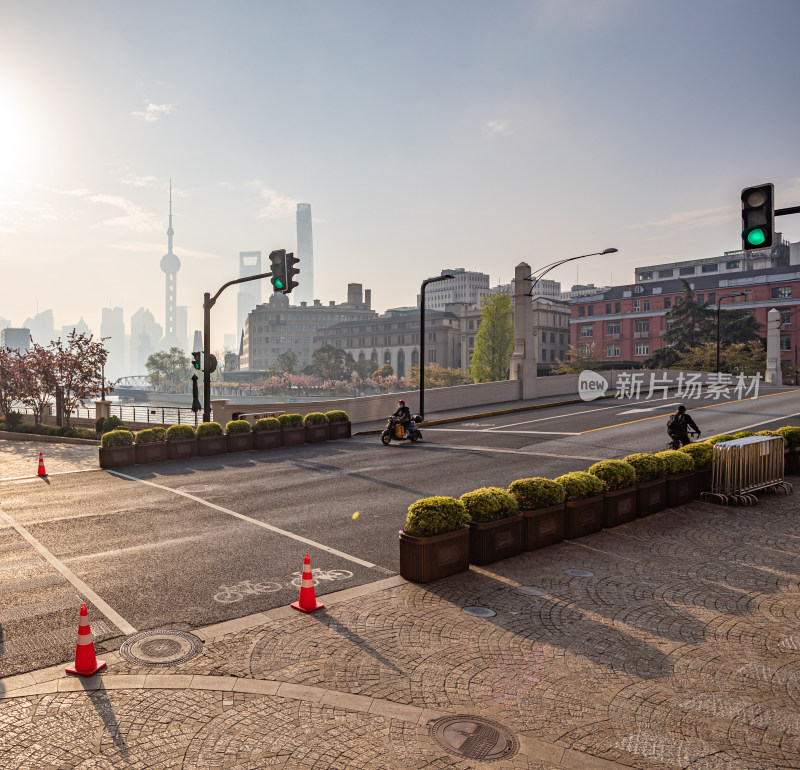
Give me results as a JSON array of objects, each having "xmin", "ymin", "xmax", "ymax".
[
  {"xmin": 667, "ymin": 404, "xmax": 701, "ymax": 447},
  {"xmin": 393, "ymin": 399, "xmax": 412, "ymax": 430}
]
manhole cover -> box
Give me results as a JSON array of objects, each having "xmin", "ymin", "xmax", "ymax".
[
  {"xmin": 462, "ymin": 606, "xmax": 496, "ymax": 617},
  {"xmin": 120, "ymin": 630, "xmax": 203, "ymax": 666},
  {"xmin": 517, "ymin": 586, "xmax": 548, "ymax": 596},
  {"xmin": 429, "ymin": 715, "xmax": 519, "ymax": 761},
  {"xmin": 564, "ymin": 568, "xmax": 594, "ymax": 577}
]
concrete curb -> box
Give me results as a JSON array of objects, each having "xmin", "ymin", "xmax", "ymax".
[{"xmin": 0, "ymin": 430, "xmax": 99, "ymax": 446}]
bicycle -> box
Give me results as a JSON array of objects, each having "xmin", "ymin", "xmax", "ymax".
[
  {"xmin": 666, "ymin": 431, "xmax": 700, "ymax": 451},
  {"xmin": 213, "ymin": 579, "xmax": 282, "ymax": 603},
  {"xmin": 290, "ymin": 568, "xmax": 354, "ymax": 588}
]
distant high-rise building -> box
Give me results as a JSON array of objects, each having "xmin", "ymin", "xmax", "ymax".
[
  {"xmin": 295, "ymin": 203, "xmax": 314, "ymax": 306},
  {"xmin": 237, "ymin": 251, "xmax": 262, "ymax": 339},
  {"xmin": 1, "ymin": 328, "xmax": 30, "ymax": 352},
  {"xmin": 23, "ymin": 309, "xmax": 55, "ymax": 345},
  {"xmin": 418, "ymin": 268, "xmax": 491, "ymax": 310},
  {"xmin": 61, "ymin": 318, "xmax": 90, "ymax": 339},
  {"xmin": 130, "ymin": 308, "xmax": 162, "ymax": 372},
  {"xmin": 101, "ymin": 307, "xmax": 126, "ymax": 380},
  {"xmin": 0, "ymin": 317, "xmax": 10, "ymax": 331},
  {"xmin": 160, "ymin": 182, "xmax": 181, "ymax": 348},
  {"xmin": 192, "ymin": 330, "xmax": 203, "ymax": 353}
]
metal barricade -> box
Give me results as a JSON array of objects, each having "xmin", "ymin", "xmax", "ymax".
[{"xmin": 703, "ymin": 436, "xmax": 792, "ymax": 506}]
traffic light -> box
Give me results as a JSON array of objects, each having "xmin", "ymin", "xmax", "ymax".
[
  {"xmin": 284, "ymin": 252, "xmax": 300, "ymax": 294},
  {"xmin": 269, "ymin": 249, "xmax": 288, "ymax": 292},
  {"xmin": 192, "ymin": 351, "xmax": 202, "ymax": 371},
  {"xmin": 741, "ymin": 183, "xmax": 774, "ymax": 251}
]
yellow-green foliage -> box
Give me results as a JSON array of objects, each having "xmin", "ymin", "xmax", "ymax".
[
  {"xmin": 196, "ymin": 421, "xmax": 223, "ymax": 438},
  {"xmin": 622, "ymin": 453, "xmax": 665, "ymax": 482},
  {"xmin": 588, "ymin": 460, "xmax": 636, "ymax": 491},
  {"xmin": 225, "ymin": 419, "xmax": 251, "ymax": 434},
  {"xmin": 679, "ymin": 441, "xmax": 713, "ymax": 469},
  {"xmin": 404, "ymin": 496, "xmax": 470, "ymax": 537},
  {"xmin": 303, "ymin": 412, "xmax": 328, "ymax": 426},
  {"xmin": 135, "ymin": 428, "xmax": 164, "ymax": 444},
  {"xmin": 166, "ymin": 424, "xmax": 195, "ymax": 441},
  {"xmin": 655, "ymin": 450, "xmax": 694, "ymax": 475},
  {"xmin": 254, "ymin": 417, "xmax": 280, "ymax": 432},
  {"xmin": 707, "ymin": 434, "xmax": 735, "ymax": 445},
  {"xmin": 324, "ymin": 410, "xmax": 349, "ymax": 423},
  {"xmin": 459, "ymin": 487, "xmax": 519, "ymax": 523},
  {"xmin": 776, "ymin": 426, "xmax": 800, "ymax": 450},
  {"xmin": 278, "ymin": 413, "xmax": 304, "ymax": 429},
  {"xmin": 507, "ymin": 478, "xmax": 565, "ymax": 510},
  {"xmin": 554, "ymin": 471, "xmax": 605, "ymax": 502},
  {"xmin": 101, "ymin": 429, "xmax": 134, "ymax": 448}
]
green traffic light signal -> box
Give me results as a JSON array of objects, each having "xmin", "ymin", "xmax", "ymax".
[
  {"xmin": 273, "ymin": 277, "xmax": 285, "ymax": 290},
  {"xmin": 746, "ymin": 228, "xmax": 767, "ymax": 247},
  {"xmin": 192, "ymin": 352, "xmax": 202, "ymax": 370},
  {"xmin": 269, "ymin": 249, "xmax": 288, "ymax": 293}
]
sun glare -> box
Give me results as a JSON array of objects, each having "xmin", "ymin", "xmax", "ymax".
[{"xmin": 0, "ymin": 84, "xmax": 34, "ymax": 180}]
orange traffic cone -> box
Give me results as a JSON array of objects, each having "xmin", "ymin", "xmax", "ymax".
[
  {"xmin": 37, "ymin": 452, "xmax": 47, "ymax": 477},
  {"xmin": 291, "ymin": 554, "xmax": 324, "ymax": 613},
  {"xmin": 65, "ymin": 603, "xmax": 107, "ymax": 676}
]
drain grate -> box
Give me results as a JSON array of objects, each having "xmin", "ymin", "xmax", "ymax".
[
  {"xmin": 120, "ymin": 630, "xmax": 203, "ymax": 666},
  {"xmin": 429, "ymin": 715, "xmax": 519, "ymax": 761},
  {"xmin": 462, "ymin": 606, "xmax": 496, "ymax": 618}
]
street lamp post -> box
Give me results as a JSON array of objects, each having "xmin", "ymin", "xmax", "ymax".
[
  {"xmin": 716, "ymin": 293, "xmax": 745, "ymax": 373},
  {"xmin": 524, "ymin": 248, "xmax": 618, "ymax": 297},
  {"xmin": 419, "ymin": 274, "xmax": 454, "ymax": 420},
  {"xmin": 100, "ymin": 336, "xmax": 111, "ymax": 401}
]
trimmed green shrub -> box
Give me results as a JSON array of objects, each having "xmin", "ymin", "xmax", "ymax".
[
  {"xmin": 278, "ymin": 413, "xmax": 304, "ymax": 429},
  {"xmin": 196, "ymin": 421, "xmax": 223, "ymax": 438},
  {"xmin": 136, "ymin": 428, "xmax": 166, "ymax": 444},
  {"xmin": 98, "ymin": 415, "xmax": 125, "ymax": 435},
  {"xmin": 588, "ymin": 460, "xmax": 636, "ymax": 491},
  {"xmin": 623, "ymin": 453, "xmax": 665, "ymax": 482},
  {"xmin": 74, "ymin": 428, "xmax": 98, "ymax": 440},
  {"xmin": 707, "ymin": 434, "xmax": 735, "ymax": 445},
  {"xmin": 254, "ymin": 417, "xmax": 280, "ymax": 432},
  {"xmin": 101, "ymin": 429, "xmax": 134, "ymax": 448},
  {"xmin": 732, "ymin": 431, "xmax": 755, "ymax": 439},
  {"xmin": 225, "ymin": 419, "xmax": 252, "ymax": 434},
  {"xmin": 755, "ymin": 430, "xmax": 787, "ymax": 446},
  {"xmin": 776, "ymin": 426, "xmax": 800, "ymax": 450},
  {"xmin": 151, "ymin": 427, "xmax": 167, "ymax": 441},
  {"xmin": 679, "ymin": 441, "xmax": 713, "ymax": 469},
  {"xmin": 324, "ymin": 410, "xmax": 350, "ymax": 423},
  {"xmin": 166, "ymin": 424, "xmax": 196, "ymax": 441},
  {"xmin": 4, "ymin": 412, "xmax": 23, "ymax": 431},
  {"xmin": 655, "ymin": 449, "xmax": 695, "ymax": 474},
  {"xmin": 554, "ymin": 471, "xmax": 605, "ymax": 502},
  {"xmin": 303, "ymin": 412, "xmax": 328, "ymax": 426},
  {"xmin": 459, "ymin": 487, "xmax": 519, "ymax": 523},
  {"xmin": 507, "ymin": 477, "xmax": 565, "ymax": 510},
  {"xmin": 404, "ymin": 496, "xmax": 470, "ymax": 537}
]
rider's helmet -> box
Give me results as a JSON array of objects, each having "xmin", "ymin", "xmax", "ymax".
[
  {"xmin": 677, "ymin": 404, "xmax": 686, "ymax": 413},
  {"xmin": 398, "ymin": 399, "xmax": 405, "ymax": 405}
]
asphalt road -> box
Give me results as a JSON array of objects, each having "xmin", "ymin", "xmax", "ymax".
[{"xmin": 1, "ymin": 387, "xmax": 798, "ymax": 678}]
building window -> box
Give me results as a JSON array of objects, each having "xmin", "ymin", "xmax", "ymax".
[
  {"xmin": 638, "ymin": 272, "xmax": 653, "ymax": 281},
  {"xmin": 779, "ymin": 309, "xmax": 792, "ymax": 325},
  {"xmin": 614, "ymin": 302, "xmax": 621, "ymax": 313},
  {"xmin": 605, "ymin": 303, "xmax": 612, "ymax": 314},
  {"xmin": 658, "ymin": 269, "xmax": 673, "ymax": 278},
  {"xmin": 635, "ymin": 320, "xmax": 650, "ymax": 334},
  {"xmin": 606, "ymin": 322, "xmax": 620, "ymax": 335},
  {"xmin": 606, "ymin": 344, "xmax": 620, "ymax": 357},
  {"xmin": 587, "ymin": 305, "xmax": 594, "ymax": 316},
  {"xmin": 679, "ymin": 266, "xmax": 695, "ymax": 275},
  {"xmin": 726, "ymin": 260, "xmax": 740, "ymax": 269},
  {"xmin": 708, "ymin": 292, "xmax": 716, "ymax": 305},
  {"xmin": 664, "ymin": 297, "xmax": 671, "ymax": 309},
  {"xmin": 580, "ymin": 324, "xmax": 594, "ymax": 338},
  {"xmin": 468, "ymin": 321, "xmax": 474, "ymax": 330},
  {"xmin": 633, "ymin": 300, "xmax": 640, "ymax": 312},
  {"xmin": 781, "ymin": 335, "xmax": 792, "ymax": 351},
  {"xmin": 384, "ymin": 351, "xmax": 391, "ymax": 364},
  {"xmin": 635, "ymin": 343, "xmax": 650, "ymax": 356},
  {"xmin": 701, "ymin": 264, "xmax": 718, "ymax": 273},
  {"xmin": 697, "ymin": 294, "xmax": 704, "ymax": 304},
  {"xmin": 550, "ymin": 332, "xmax": 556, "ymax": 343},
  {"xmin": 578, "ymin": 306, "xmax": 585, "ymax": 317},
  {"xmin": 772, "ymin": 286, "xmax": 792, "ymax": 299},
  {"xmin": 643, "ymin": 300, "xmax": 650, "ymax": 311}
]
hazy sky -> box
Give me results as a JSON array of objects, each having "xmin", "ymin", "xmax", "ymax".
[{"xmin": 1, "ymin": 0, "xmax": 799, "ymax": 351}]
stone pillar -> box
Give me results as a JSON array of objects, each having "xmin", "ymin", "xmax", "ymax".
[
  {"xmin": 509, "ymin": 262, "xmax": 538, "ymax": 399},
  {"xmin": 94, "ymin": 400, "xmax": 111, "ymax": 420},
  {"xmin": 765, "ymin": 307, "xmax": 782, "ymax": 384}
]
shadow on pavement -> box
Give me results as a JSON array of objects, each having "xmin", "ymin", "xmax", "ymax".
[{"xmin": 81, "ymin": 679, "xmax": 129, "ymax": 759}]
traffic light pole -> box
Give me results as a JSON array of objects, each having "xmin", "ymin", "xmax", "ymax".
[
  {"xmin": 419, "ymin": 274, "xmax": 454, "ymax": 420},
  {"xmin": 202, "ymin": 271, "xmax": 273, "ymax": 423}
]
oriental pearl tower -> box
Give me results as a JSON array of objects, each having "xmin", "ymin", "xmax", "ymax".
[{"xmin": 160, "ymin": 182, "xmax": 181, "ymax": 347}]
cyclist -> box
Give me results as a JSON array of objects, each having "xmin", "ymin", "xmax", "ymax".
[{"xmin": 667, "ymin": 404, "xmax": 701, "ymax": 448}]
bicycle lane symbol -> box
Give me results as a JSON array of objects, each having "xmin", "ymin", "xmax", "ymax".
[
  {"xmin": 290, "ymin": 568, "xmax": 354, "ymax": 588},
  {"xmin": 212, "ymin": 568, "xmax": 354, "ymax": 603}
]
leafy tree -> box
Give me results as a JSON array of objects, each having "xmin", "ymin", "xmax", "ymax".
[
  {"xmin": 145, "ymin": 347, "xmax": 192, "ymax": 392},
  {"xmin": 372, "ymin": 363, "xmax": 393, "ymax": 378},
  {"xmin": 407, "ymin": 363, "xmax": 470, "ymax": 388},
  {"xmin": 673, "ymin": 340, "xmax": 767, "ymax": 376},
  {"xmin": 552, "ymin": 343, "xmax": 602, "ymax": 374},
  {"xmin": 715, "ymin": 308, "xmax": 761, "ymax": 345},
  {"xmin": 661, "ymin": 281, "xmax": 711, "ymax": 350},
  {"xmin": 268, "ymin": 350, "xmax": 298, "ymax": 377},
  {"xmin": 304, "ymin": 345, "xmax": 356, "ymax": 380},
  {"xmin": 0, "ymin": 347, "xmax": 23, "ymax": 421},
  {"xmin": 353, "ymin": 358, "xmax": 375, "ymax": 380},
  {"xmin": 51, "ymin": 331, "xmax": 111, "ymax": 426},
  {"xmin": 470, "ymin": 292, "xmax": 514, "ymax": 383},
  {"xmin": 16, "ymin": 343, "xmax": 56, "ymax": 425}
]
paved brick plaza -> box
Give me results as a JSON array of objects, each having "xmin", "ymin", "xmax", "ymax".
[{"xmin": 1, "ymin": 481, "xmax": 799, "ymax": 768}]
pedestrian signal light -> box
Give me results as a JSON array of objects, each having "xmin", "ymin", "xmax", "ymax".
[
  {"xmin": 192, "ymin": 352, "xmax": 202, "ymax": 370},
  {"xmin": 269, "ymin": 249, "xmax": 288, "ymax": 292},
  {"xmin": 741, "ymin": 183, "xmax": 774, "ymax": 251},
  {"xmin": 284, "ymin": 252, "xmax": 300, "ymax": 295}
]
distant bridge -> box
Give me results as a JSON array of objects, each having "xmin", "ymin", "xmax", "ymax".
[{"xmin": 114, "ymin": 375, "xmax": 152, "ymax": 388}]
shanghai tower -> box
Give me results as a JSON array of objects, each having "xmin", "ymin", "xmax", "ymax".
[{"xmin": 295, "ymin": 203, "xmax": 314, "ymax": 305}]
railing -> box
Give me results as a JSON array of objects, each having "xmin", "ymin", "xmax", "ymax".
[
  {"xmin": 605, "ymin": 333, "xmax": 620, "ymax": 339},
  {"xmin": 15, "ymin": 405, "xmax": 201, "ymax": 426},
  {"xmin": 634, "ymin": 331, "xmax": 650, "ymax": 338}
]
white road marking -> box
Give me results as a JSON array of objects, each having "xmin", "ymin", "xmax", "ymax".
[
  {"xmin": 62, "ymin": 534, "xmax": 211, "ymax": 564},
  {"xmin": 108, "ymin": 471, "xmax": 377, "ymax": 570},
  {"xmin": 0, "ymin": 507, "xmax": 137, "ymax": 636},
  {"xmin": 412, "ymin": 443, "xmax": 605, "ymax": 462},
  {"xmin": 482, "ymin": 403, "xmax": 623, "ymax": 431},
  {"xmin": 424, "ymin": 428, "xmax": 580, "ymax": 435}
]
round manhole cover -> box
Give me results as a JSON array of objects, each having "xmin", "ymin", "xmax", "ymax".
[
  {"xmin": 564, "ymin": 568, "xmax": 594, "ymax": 577},
  {"xmin": 429, "ymin": 715, "xmax": 519, "ymax": 761},
  {"xmin": 517, "ymin": 585, "xmax": 548, "ymax": 596},
  {"xmin": 462, "ymin": 606, "xmax": 496, "ymax": 618},
  {"xmin": 121, "ymin": 630, "xmax": 203, "ymax": 666}
]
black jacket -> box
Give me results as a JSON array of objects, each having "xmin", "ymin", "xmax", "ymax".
[
  {"xmin": 393, "ymin": 405, "xmax": 411, "ymax": 422},
  {"xmin": 669, "ymin": 411, "xmax": 699, "ymax": 435}
]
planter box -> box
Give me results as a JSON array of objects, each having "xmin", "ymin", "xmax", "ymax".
[
  {"xmin": 167, "ymin": 438, "xmax": 197, "ymax": 461},
  {"xmin": 666, "ymin": 471, "xmax": 695, "ymax": 508},
  {"xmin": 399, "ymin": 526, "xmax": 470, "ymax": 583},
  {"xmin": 304, "ymin": 423, "xmax": 330, "ymax": 443},
  {"xmin": 565, "ymin": 495, "xmax": 604, "ymax": 539},
  {"xmin": 197, "ymin": 435, "xmax": 228, "ymax": 457},
  {"xmin": 523, "ymin": 504, "xmax": 565, "ymax": 551},
  {"xmin": 253, "ymin": 430, "xmax": 281, "ymax": 450},
  {"xmin": 636, "ymin": 478, "xmax": 667, "ymax": 517},
  {"xmin": 603, "ymin": 487, "xmax": 637, "ymax": 528},
  {"xmin": 329, "ymin": 421, "xmax": 351, "ymax": 440},
  {"xmin": 468, "ymin": 514, "xmax": 524, "ymax": 565},
  {"xmin": 99, "ymin": 444, "xmax": 136, "ymax": 469},
  {"xmin": 227, "ymin": 433, "xmax": 253, "ymax": 453},
  {"xmin": 694, "ymin": 468, "xmax": 713, "ymax": 497},
  {"xmin": 281, "ymin": 426, "xmax": 306, "ymax": 447},
  {"xmin": 785, "ymin": 448, "xmax": 800, "ymax": 475},
  {"xmin": 134, "ymin": 442, "xmax": 168, "ymax": 464}
]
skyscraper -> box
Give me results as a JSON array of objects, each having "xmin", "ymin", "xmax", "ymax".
[
  {"xmin": 237, "ymin": 251, "xmax": 262, "ymax": 338},
  {"xmin": 101, "ymin": 307, "xmax": 125, "ymax": 380},
  {"xmin": 160, "ymin": 182, "xmax": 181, "ymax": 348},
  {"xmin": 295, "ymin": 203, "xmax": 314, "ymax": 306}
]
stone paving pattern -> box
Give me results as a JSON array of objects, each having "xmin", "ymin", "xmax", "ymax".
[
  {"xmin": 2, "ymin": 484, "xmax": 800, "ymax": 767},
  {"xmin": 0, "ymin": 439, "xmax": 99, "ymax": 480}
]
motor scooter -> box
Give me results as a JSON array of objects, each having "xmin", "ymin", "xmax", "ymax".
[{"xmin": 381, "ymin": 414, "xmax": 422, "ymax": 445}]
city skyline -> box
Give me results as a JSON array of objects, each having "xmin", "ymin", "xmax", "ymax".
[{"xmin": 2, "ymin": 1, "xmax": 800, "ymax": 352}]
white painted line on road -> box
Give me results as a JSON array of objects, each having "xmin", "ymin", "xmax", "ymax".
[
  {"xmin": 483, "ymin": 403, "xmax": 623, "ymax": 431},
  {"xmin": 0, "ymin": 468, "xmax": 101, "ymax": 483},
  {"xmin": 412, "ymin": 443, "xmax": 605, "ymax": 462},
  {"xmin": 0, "ymin": 507, "xmax": 137, "ymax": 636},
  {"xmin": 62, "ymin": 534, "xmax": 211, "ymax": 564},
  {"xmin": 423, "ymin": 428, "xmax": 580, "ymax": 435},
  {"xmin": 108, "ymin": 471, "xmax": 378, "ymax": 570}
]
